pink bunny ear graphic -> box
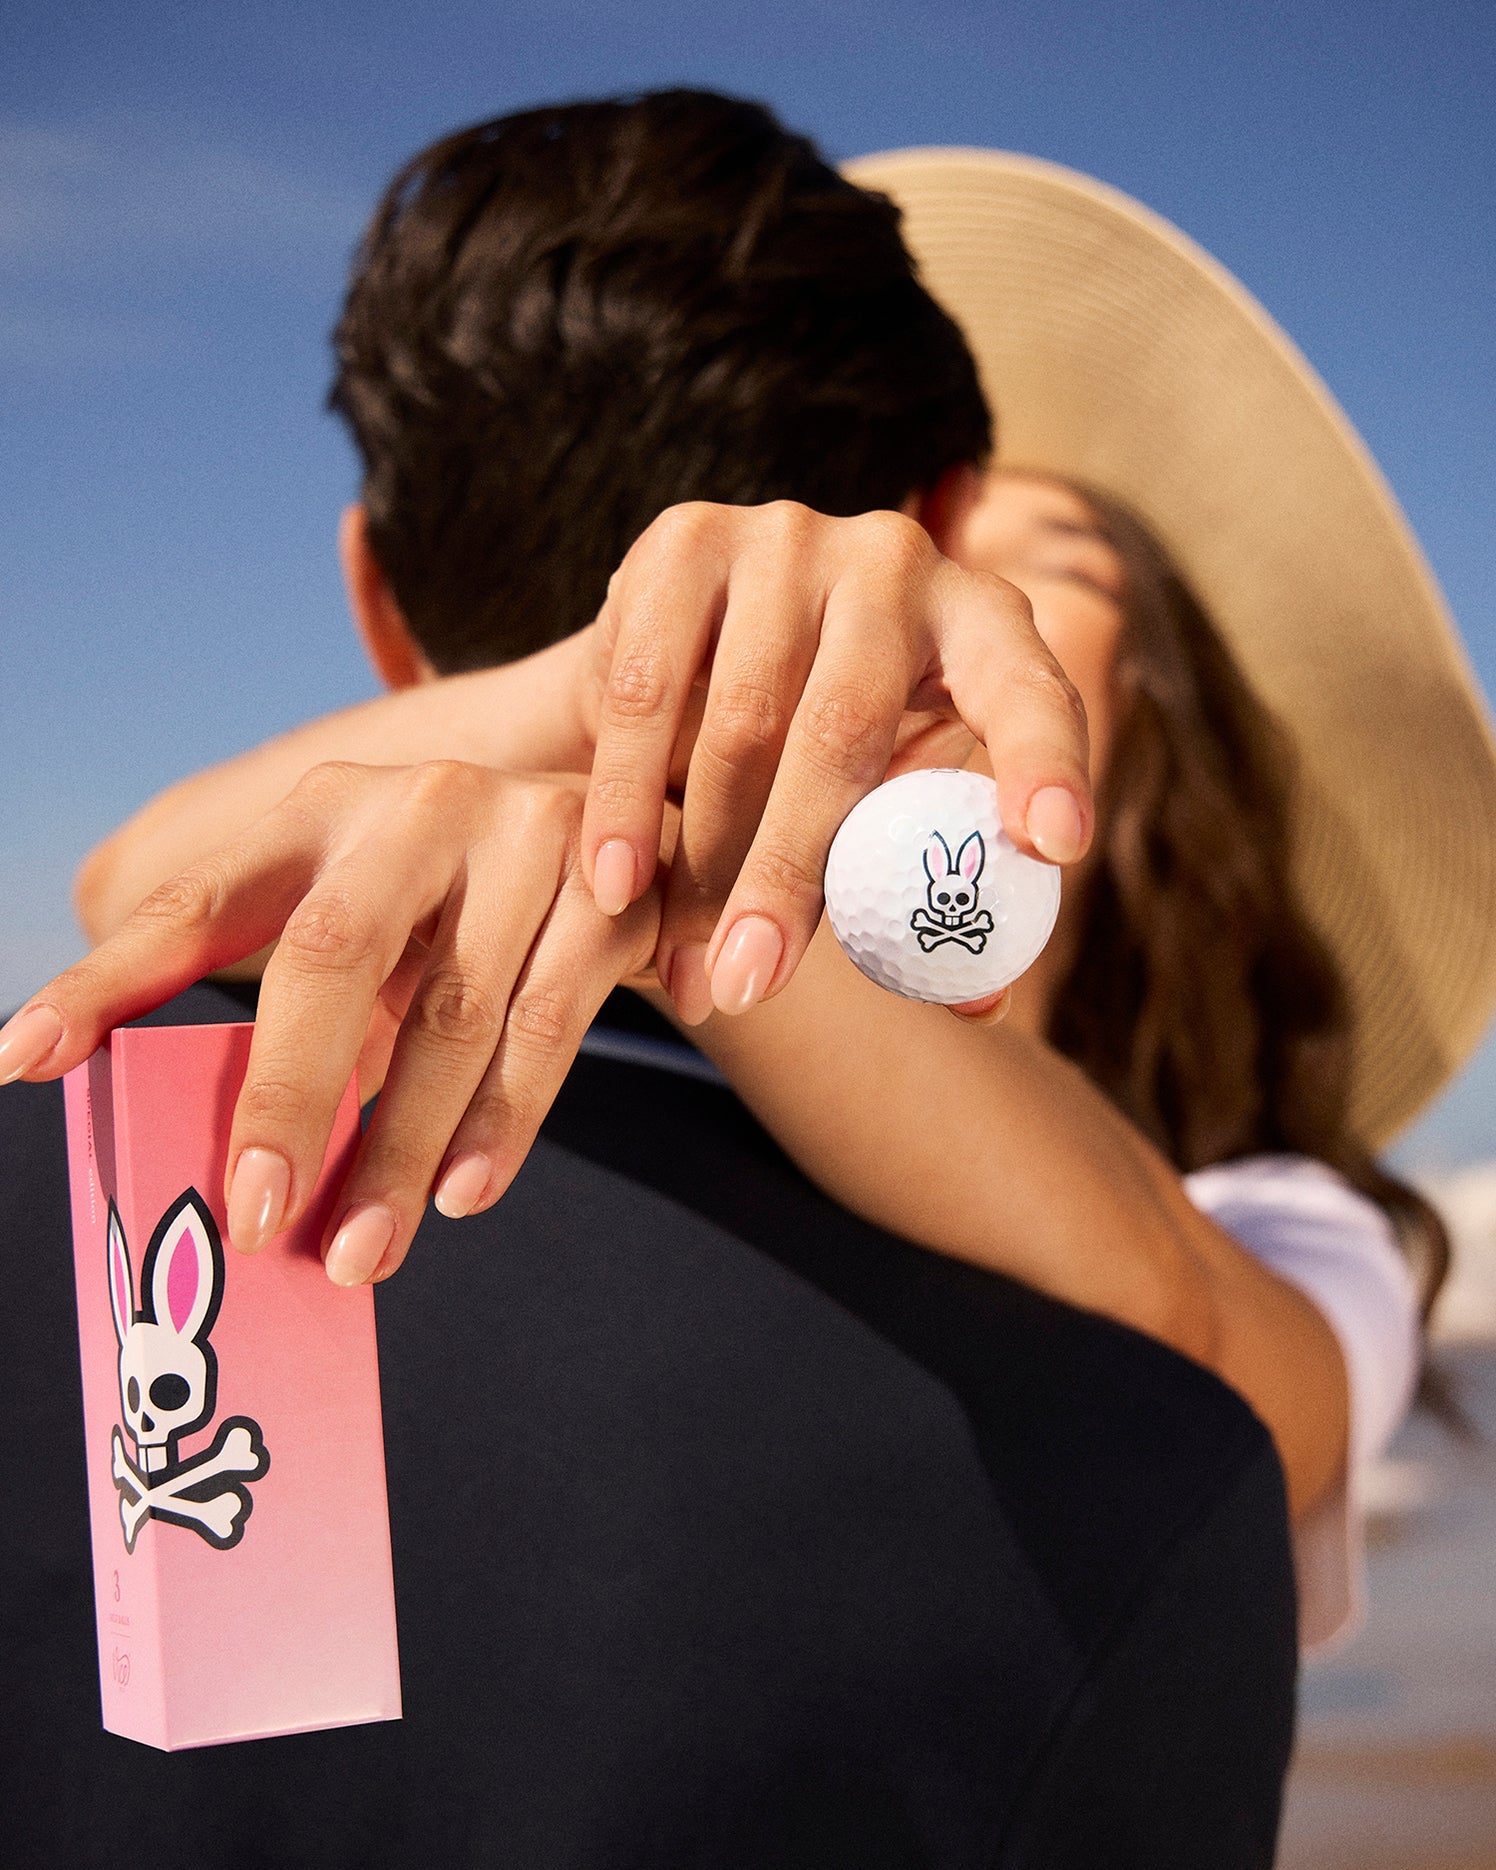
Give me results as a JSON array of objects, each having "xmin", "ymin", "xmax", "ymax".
[
  {"xmin": 165, "ymin": 1223, "xmax": 202, "ymax": 1334},
  {"xmin": 956, "ymin": 830, "xmax": 985, "ymax": 886},
  {"xmin": 107, "ymin": 1205, "xmax": 133, "ymax": 1348},
  {"xmin": 146, "ymin": 1191, "xmax": 223, "ymax": 1344},
  {"xmin": 923, "ymin": 832, "xmax": 953, "ymax": 883}
]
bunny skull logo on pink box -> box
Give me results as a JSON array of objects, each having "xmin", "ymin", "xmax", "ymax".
[
  {"xmin": 107, "ymin": 1189, "xmax": 269, "ymax": 1554},
  {"xmin": 911, "ymin": 829, "xmax": 997, "ymax": 954}
]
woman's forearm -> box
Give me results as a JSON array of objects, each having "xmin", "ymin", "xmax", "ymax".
[
  {"xmin": 69, "ymin": 594, "xmax": 1347, "ymax": 1521},
  {"xmin": 74, "ymin": 634, "xmax": 595, "ymax": 943},
  {"xmin": 659, "ymin": 922, "xmax": 1349, "ymax": 1523}
]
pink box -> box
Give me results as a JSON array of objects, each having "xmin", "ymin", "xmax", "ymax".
[{"xmin": 63, "ymin": 1022, "xmax": 401, "ymax": 1750}]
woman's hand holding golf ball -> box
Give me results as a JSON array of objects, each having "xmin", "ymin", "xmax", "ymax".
[
  {"xmin": 0, "ymin": 498, "xmax": 1091, "ymax": 1282},
  {"xmin": 574, "ymin": 498, "xmax": 1092, "ymax": 1022}
]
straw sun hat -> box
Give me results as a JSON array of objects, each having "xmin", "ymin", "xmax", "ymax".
[{"xmin": 845, "ymin": 147, "xmax": 1496, "ymax": 1149}]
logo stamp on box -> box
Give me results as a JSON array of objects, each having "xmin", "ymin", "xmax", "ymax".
[{"xmin": 107, "ymin": 1190, "xmax": 269, "ymax": 1553}]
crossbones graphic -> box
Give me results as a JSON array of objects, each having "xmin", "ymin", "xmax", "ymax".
[
  {"xmin": 106, "ymin": 1190, "xmax": 269, "ymax": 1554},
  {"xmin": 112, "ymin": 1417, "xmax": 269, "ymax": 1552},
  {"xmin": 911, "ymin": 827, "xmax": 994, "ymax": 954},
  {"xmin": 910, "ymin": 905, "xmax": 995, "ymax": 953}
]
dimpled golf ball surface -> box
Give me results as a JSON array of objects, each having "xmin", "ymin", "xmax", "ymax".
[{"xmin": 824, "ymin": 768, "xmax": 1060, "ymax": 1004}]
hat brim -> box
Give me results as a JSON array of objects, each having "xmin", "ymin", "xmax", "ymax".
[{"xmin": 847, "ymin": 147, "xmax": 1496, "ymax": 1147}]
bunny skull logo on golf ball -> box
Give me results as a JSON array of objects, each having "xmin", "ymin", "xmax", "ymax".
[{"xmin": 910, "ymin": 830, "xmax": 996, "ymax": 954}]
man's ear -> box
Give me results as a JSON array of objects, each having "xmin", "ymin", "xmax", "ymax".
[
  {"xmin": 905, "ymin": 462, "xmax": 983, "ymax": 554},
  {"xmin": 339, "ymin": 504, "xmax": 435, "ymax": 690}
]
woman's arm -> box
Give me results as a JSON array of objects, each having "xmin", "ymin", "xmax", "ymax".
[
  {"xmin": 22, "ymin": 758, "xmax": 1346, "ymax": 1519},
  {"xmin": 659, "ymin": 921, "xmax": 1350, "ymax": 1525},
  {"xmin": 49, "ymin": 499, "xmax": 1340, "ymax": 1512},
  {"xmin": 76, "ymin": 503, "xmax": 1093, "ymax": 1033},
  {"xmin": 75, "ymin": 632, "xmax": 596, "ymax": 942}
]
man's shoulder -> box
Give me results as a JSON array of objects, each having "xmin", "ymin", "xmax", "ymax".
[
  {"xmin": 545, "ymin": 1047, "xmax": 1289, "ymax": 1653},
  {"xmin": 0, "ymin": 987, "xmax": 1295, "ymax": 1866}
]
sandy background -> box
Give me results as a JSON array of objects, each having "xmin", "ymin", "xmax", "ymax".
[{"xmin": 1282, "ymin": 1168, "xmax": 1496, "ymax": 1867}]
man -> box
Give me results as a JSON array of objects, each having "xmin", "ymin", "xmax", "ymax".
[{"xmin": 1, "ymin": 91, "xmax": 1295, "ymax": 1867}]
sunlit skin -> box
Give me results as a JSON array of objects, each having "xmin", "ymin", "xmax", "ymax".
[
  {"xmin": 943, "ymin": 470, "xmax": 1129, "ymax": 1037},
  {"xmin": 0, "ymin": 461, "xmax": 1350, "ymax": 1519},
  {"xmin": 660, "ymin": 472, "xmax": 1350, "ymax": 1525}
]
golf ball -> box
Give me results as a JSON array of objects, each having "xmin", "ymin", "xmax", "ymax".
[{"xmin": 824, "ymin": 768, "xmax": 1061, "ymax": 1004}]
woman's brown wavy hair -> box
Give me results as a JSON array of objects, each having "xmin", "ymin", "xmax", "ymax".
[{"xmin": 1045, "ymin": 480, "xmax": 1462, "ymax": 1425}]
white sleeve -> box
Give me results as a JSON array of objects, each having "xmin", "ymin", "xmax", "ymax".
[{"xmin": 1182, "ymin": 1153, "xmax": 1422, "ymax": 1657}]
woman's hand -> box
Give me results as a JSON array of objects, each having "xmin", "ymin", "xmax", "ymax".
[
  {"xmin": 72, "ymin": 499, "xmax": 1093, "ymax": 1032},
  {"xmin": 575, "ymin": 500, "xmax": 1095, "ymax": 1023},
  {"xmin": 0, "ymin": 761, "xmax": 660, "ymax": 1284}
]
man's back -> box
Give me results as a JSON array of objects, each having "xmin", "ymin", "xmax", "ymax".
[{"xmin": 0, "ymin": 984, "xmax": 1296, "ymax": 1868}]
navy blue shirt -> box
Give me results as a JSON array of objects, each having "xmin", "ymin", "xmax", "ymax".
[{"xmin": 0, "ymin": 983, "xmax": 1296, "ymax": 1867}]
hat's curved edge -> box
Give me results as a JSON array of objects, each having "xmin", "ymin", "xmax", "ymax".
[
  {"xmin": 846, "ymin": 145, "xmax": 1496, "ymax": 1142},
  {"xmin": 847, "ymin": 147, "xmax": 1489, "ymax": 718}
]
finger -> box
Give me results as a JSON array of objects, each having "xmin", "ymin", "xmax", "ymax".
[
  {"xmin": 0, "ymin": 809, "xmax": 330, "ymax": 1086},
  {"xmin": 380, "ymin": 873, "xmax": 660, "ymax": 1281},
  {"xmin": 948, "ymin": 985, "xmax": 1013, "ymax": 1026},
  {"xmin": 705, "ymin": 582, "xmax": 914, "ymax": 1014},
  {"xmin": 930, "ymin": 564, "xmax": 1094, "ymax": 866},
  {"xmin": 223, "ymin": 802, "xmax": 462, "ymax": 1257},
  {"xmin": 316, "ymin": 812, "xmax": 569, "ymax": 1286},
  {"xmin": 656, "ymin": 551, "xmax": 823, "ymax": 1023},
  {"xmin": 353, "ymin": 937, "xmax": 431, "ymax": 1103},
  {"xmin": 581, "ymin": 505, "xmax": 728, "ymax": 918},
  {"xmin": 664, "ymin": 676, "xmax": 711, "ymax": 797}
]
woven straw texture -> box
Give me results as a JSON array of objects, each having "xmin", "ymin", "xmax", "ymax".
[{"xmin": 848, "ymin": 148, "xmax": 1496, "ymax": 1147}]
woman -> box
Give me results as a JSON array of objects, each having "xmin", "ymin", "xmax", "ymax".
[
  {"xmin": 672, "ymin": 459, "xmax": 1448, "ymax": 1655},
  {"xmin": 776, "ymin": 144, "xmax": 1496, "ymax": 1651},
  {"xmin": 5, "ymin": 146, "xmax": 1493, "ymax": 1673}
]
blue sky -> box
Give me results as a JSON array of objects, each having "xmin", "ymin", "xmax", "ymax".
[{"xmin": 3, "ymin": 0, "xmax": 1494, "ymax": 1163}]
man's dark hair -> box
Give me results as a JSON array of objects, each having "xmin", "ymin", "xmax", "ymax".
[{"xmin": 329, "ymin": 88, "xmax": 991, "ymax": 672}]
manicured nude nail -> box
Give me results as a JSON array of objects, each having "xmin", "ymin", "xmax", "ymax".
[
  {"xmin": 950, "ymin": 988, "xmax": 1012, "ymax": 1027},
  {"xmin": 668, "ymin": 943, "xmax": 715, "ymax": 1027},
  {"xmin": 226, "ymin": 1146, "xmax": 291, "ymax": 1255},
  {"xmin": 709, "ymin": 917, "xmax": 783, "ymax": 1016},
  {"xmin": 0, "ymin": 1003, "xmax": 63, "ymax": 1084},
  {"xmin": 1026, "ymin": 786, "xmax": 1085, "ymax": 864},
  {"xmin": 593, "ymin": 839, "xmax": 637, "ymax": 917},
  {"xmin": 325, "ymin": 1203, "xmax": 397, "ymax": 1287},
  {"xmin": 434, "ymin": 1152, "xmax": 492, "ymax": 1219}
]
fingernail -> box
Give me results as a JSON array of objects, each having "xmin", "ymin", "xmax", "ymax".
[
  {"xmin": 667, "ymin": 943, "xmax": 715, "ymax": 1027},
  {"xmin": 709, "ymin": 916, "xmax": 783, "ymax": 1016},
  {"xmin": 593, "ymin": 839, "xmax": 637, "ymax": 917},
  {"xmin": 1026, "ymin": 786, "xmax": 1085, "ymax": 864},
  {"xmin": 325, "ymin": 1202, "xmax": 397, "ymax": 1287},
  {"xmin": 0, "ymin": 1004, "xmax": 63, "ymax": 1084},
  {"xmin": 226, "ymin": 1147, "xmax": 291, "ymax": 1255},
  {"xmin": 434, "ymin": 1152, "xmax": 492, "ymax": 1219},
  {"xmin": 950, "ymin": 987, "xmax": 1012, "ymax": 1027}
]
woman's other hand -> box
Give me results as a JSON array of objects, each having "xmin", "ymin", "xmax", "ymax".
[
  {"xmin": 0, "ymin": 761, "xmax": 660, "ymax": 1285},
  {"xmin": 574, "ymin": 500, "xmax": 1094, "ymax": 1024}
]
